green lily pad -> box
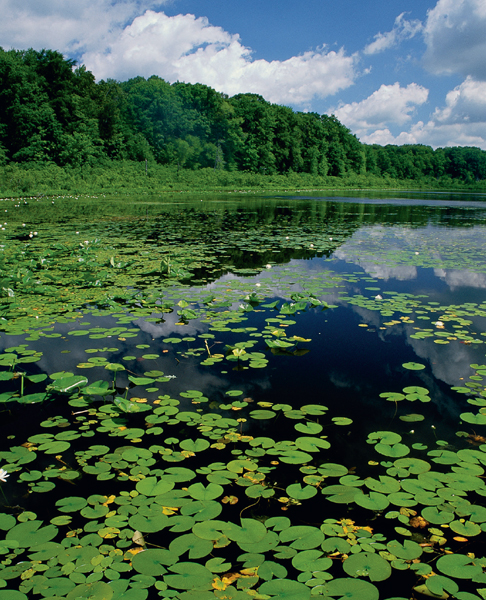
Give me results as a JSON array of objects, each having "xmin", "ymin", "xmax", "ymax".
[
  {"xmin": 136, "ymin": 476, "xmax": 175, "ymax": 496},
  {"xmin": 169, "ymin": 533, "xmax": 213, "ymax": 559},
  {"xmin": 342, "ymin": 552, "xmax": 392, "ymax": 582},
  {"xmin": 164, "ymin": 562, "xmax": 213, "ymax": 590},
  {"xmin": 292, "ymin": 549, "xmax": 332, "ymax": 572},
  {"xmin": 355, "ymin": 492, "xmax": 390, "ymax": 511},
  {"xmin": 402, "ymin": 362, "xmax": 426, "ymax": 371},
  {"xmin": 66, "ymin": 582, "xmax": 114, "ymax": 600},
  {"xmin": 436, "ymin": 553, "xmax": 483, "ymax": 579},
  {"xmin": 322, "ymin": 577, "xmax": 379, "ymax": 600},
  {"xmin": 258, "ymin": 579, "xmax": 311, "ymax": 599},
  {"xmin": 132, "ymin": 549, "xmax": 175, "ymax": 575}
]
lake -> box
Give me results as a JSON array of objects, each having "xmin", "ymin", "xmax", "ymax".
[{"xmin": 1, "ymin": 190, "xmax": 486, "ymax": 600}]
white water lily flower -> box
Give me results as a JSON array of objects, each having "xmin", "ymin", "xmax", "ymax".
[
  {"xmin": 375, "ymin": 295, "xmax": 383, "ymax": 300},
  {"xmin": 434, "ymin": 321, "xmax": 444, "ymax": 328},
  {"xmin": 265, "ymin": 264, "xmax": 272, "ymax": 269},
  {"xmin": 0, "ymin": 468, "xmax": 9, "ymax": 482}
]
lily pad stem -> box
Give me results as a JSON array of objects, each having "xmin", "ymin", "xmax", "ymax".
[{"xmin": 239, "ymin": 497, "xmax": 261, "ymax": 519}]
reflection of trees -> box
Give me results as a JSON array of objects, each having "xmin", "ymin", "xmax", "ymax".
[{"xmin": 14, "ymin": 196, "xmax": 486, "ymax": 288}]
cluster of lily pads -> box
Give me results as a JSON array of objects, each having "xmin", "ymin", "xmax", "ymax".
[
  {"xmin": 2, "ymin": 194, "xmax": 486, "ymax": 600},
  {"xmin": 2, "ymin": 376, "xmax": 486, "ymax": 600}
]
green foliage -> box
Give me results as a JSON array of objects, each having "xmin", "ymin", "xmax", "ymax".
[{"xmin": 1, "ymin": 46, "xmax": 486, "ymax": 192}]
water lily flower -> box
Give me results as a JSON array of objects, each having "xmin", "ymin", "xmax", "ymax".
[
  {"xmin": 265, "ymin": 264, "xmax": 272, "ymax": 269},
  {"xmin": 0, "ymin": 468, "xmax": 9, "ymax": 482},
  {"xmin": 434, "ymin": 321, "xmax": 444, "ymax": 328},
  {"xmin": 375, "ymin": 295, "xmax": 382, "ymax": 300}
]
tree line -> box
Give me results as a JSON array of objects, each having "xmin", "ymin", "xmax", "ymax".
[{"xmin": 1, "ymin": 47, "xmax": 485, "ymax": 185}]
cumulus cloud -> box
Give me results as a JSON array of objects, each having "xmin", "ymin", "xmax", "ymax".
[
  {"xmin": 434, "ymin": 268, "xmax": 486, "ymax": 291},
  {"xmin": 423, "ymin": 0, "xmax": 486, "ymax": 80},
  {"xmin": 332, "ymin": 82, "xmax": 428, "ymax": 137},
  {"xmin": 354, "ymin": 76, "xmax": 486, "ymax": 149},
  {"xmin": 364, "ymin": 12, "xmax": 422, "ymax": 55},
  {"xmin": 432, "ymin": 77, "xmax": 486, "ymax": 124},
  {"xmin": 0, "ymin": 0, "xmax": 153, "ymax": 54},
  {"xmin": 0, "ymin": 1, "xmax": 359, "ymax": 106},
  {"xmin": 81, "ymin": 10, "xmax": 357, "ymax": 105},
  {"xmin": 361, "ymin": 85, "xmax": 486, "ymax": 149}
]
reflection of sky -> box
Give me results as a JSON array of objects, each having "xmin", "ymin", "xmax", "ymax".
[
  {"xmin": 4, "ymin": 253, "xmax": 484, "ymax": 409},
  {"xmin": 433, "ymin": 268, "xmax": 486, "ymax": 291},
  {"xmin": 332, "ymin": 224, "xmax": 486, "ymax": 288},
  {"xmin": 3, "ymin": 212, "xmax": 486, "ymax": 446}
]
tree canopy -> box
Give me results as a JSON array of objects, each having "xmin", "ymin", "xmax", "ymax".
[{"xmin": 1, "ymin": 46, "xmax": 485, "ymax": 184}]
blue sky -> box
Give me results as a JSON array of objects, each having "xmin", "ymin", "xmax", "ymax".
[{"xmin": 1, "ymin": 0, "xmax": 486, "ymax": 149}]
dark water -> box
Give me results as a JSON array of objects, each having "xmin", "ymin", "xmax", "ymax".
[{"xmin": 2, "ymin": 191, "xmax": 486, "ymax": 599}]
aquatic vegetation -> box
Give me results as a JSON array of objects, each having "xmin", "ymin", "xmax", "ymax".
[{"xmin": 1, "ymin": 193, "xmax": 486, "ymax": 599}]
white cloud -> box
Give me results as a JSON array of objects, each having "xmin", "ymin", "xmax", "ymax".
[
  {"xmin": 434, "ymin": 268, "xmax": 486, "ymax": 291},
  {"xmin": 364, "ymin": 12, "xmax": 422, "ymax": 55},
  {"xmin": 0, "ymin": 2, "xmax": 359, "ymax": 106},
  {"xmin": 81, "ymin": 10, "xmax": 358, "ymax": 105},
  {"xmin": 360, "ymin": 77, "xmax": 486, "ymax": 149},
  {"xmin": 0, "ymin": 0, "xmax": 153, "ymax": 54},
  {"xmin": 354, "ymin": 0, "xmax": 486, "ymax": 149},
  {"xmin": 432, "ymin": 76, "xmax": 486, "ymax": 124},
  {"xmin": 423, "ymin": 0, "xmax": 486, "ymax": 80},
  {"xmin": 332, "ymin": 82, "xmax": 428, "ymax": 137}
]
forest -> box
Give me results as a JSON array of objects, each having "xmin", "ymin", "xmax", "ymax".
[{"xmin": 1, "ymin": 47, "xmax": 486, "ymax": 193}]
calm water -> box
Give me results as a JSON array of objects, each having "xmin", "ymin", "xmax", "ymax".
[{"xmin": 2, "ymin": 190, "xmax": 486, "ymax": 599}]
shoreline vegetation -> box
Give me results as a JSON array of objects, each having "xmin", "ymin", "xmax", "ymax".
[
  {"xmin": 1, "ymin": 161, "xmax": 486, "ymax": 198},
  {"xmin": 1, "ymin": 47, "xmax": 486, "ymax": 197}
]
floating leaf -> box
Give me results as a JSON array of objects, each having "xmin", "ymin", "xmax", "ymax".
[
  {"xmin": 436, "ymin": 554, "xmax": 483, "ymax": 579},
  {"xmin": 164, "ymin": 562, "xmax": 213, "ymax": 590},
  {"xmin": 342, "ymin": 552, "xmax": 392, "ymax": 582},
  {"xmin": 258, "ymin": 579, "xmax": 311, "ymax": 599},
  {"xmin": 136, "ymin": 476, "xmax": 175, "ymax": 497},
  {"xmin": 402, "ymin": 362, "xmax": 426, "ymax": 371},
  {"xmin": 132, "ymin": 549, "xmax": 175, "ymax": 575},
  {"xmin": 322, "ymin": 578, "xmax": 379, "ymax": 600}
]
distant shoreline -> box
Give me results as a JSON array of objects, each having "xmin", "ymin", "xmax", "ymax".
[{"xmin": 1, "ymin": 161, "xmax": 485, "ymax": 198}]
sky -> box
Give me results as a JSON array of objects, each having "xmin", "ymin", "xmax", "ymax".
[{"xmin": 1, "ymin": 0, "xmax": 486, "ymax": 149}]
